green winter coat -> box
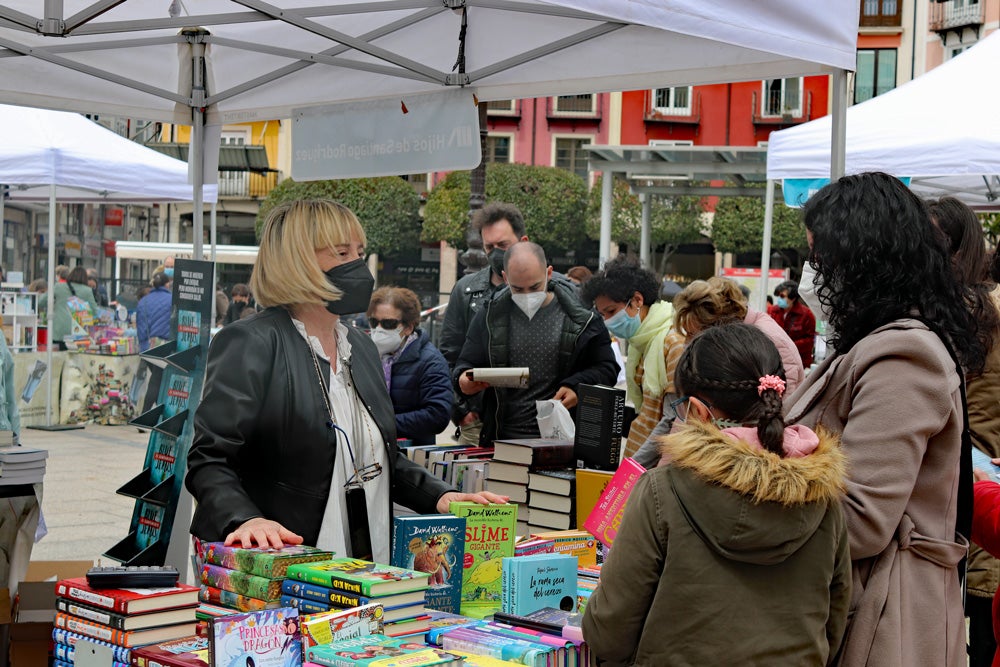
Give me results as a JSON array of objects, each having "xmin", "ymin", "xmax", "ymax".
[
  {"xmin": 583, "ymin": 420, "xmax": 851, "ymax": 666},
  {"xmin": 51, "ymin": 281, "xmax": 99, "ymax": 343}
]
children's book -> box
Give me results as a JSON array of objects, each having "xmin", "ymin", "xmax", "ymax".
[
  {"xmin": 281, "ymin": 595, "xmax": 423, "ymax": 623},
  {"xmin": 199, "ymin": 585, "xmax": 279, "ymax": 611},
  {"xmin": 306, "ymin": 634, "xmax": 462, "ymax": 667},
  {"xmin": 583, "ymin": 457, "xmax": 645, "ymax": 547},
  {"xmin": 200, "ymin": 543, "xmax": 334, "ymax": 578},
  {"xmin": 279, "ymin": 580, "xmax": 426, "ymax": 609},
  {"xmin": 390, "ymin": 514, "xmax": 466, "ymax": 614},
  {"xmin": 54, "ymin": 612, "xmax": 197, "ymax": 648},
  {"xmin": 209, "ymin": 607, "xmax": 301, "ymax": 667},
  {"xmin": 526, "ymin": 530, "xmax": 598, "ymax": 569},
  {"xmin": 447, "ymin": 649, "xmax": 523, "ymax": 666},
  {"xmin": 285, "ymin": 559, "xmax": 430, "ymax": 597},
  {"xmin": 54, "ymin": 597, "xmax": 196, "ymax": 630},
  {"xmin": 300, "ymin": 603, "xmax": 385, "ymax": 651},
  {"xmin": 448, "ymin": 502, "xmax": 517, "ymax": 615},
  {"xmin": 199, "ymin": 563, "xmax": 284, "ymax": 601},
  {"xmin": 513, "ymin": 537, "xmax": 555, "ymax": 558},
  {"xmin": 51, "ymin": 629, "xmax": 131, "ymax": 663},
  {"xmin": 424, "ymin": 610, "xmax": 483, "ymax": 647},
  {"xmin": 500, "ymin": 553, "xmax": 577, "ymax": 616},
  {"xmin": 55, "ymin": 578, "xmax": 200, "ymax": 614},
  {"xmin": 439, "ymin": 627, "xmax": 550, "ymax": 667},
  {"xmin": 130, "ymin": 635, "xmax": 210, "ymax": 667}
]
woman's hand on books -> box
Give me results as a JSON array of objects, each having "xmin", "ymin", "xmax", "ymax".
[
  {"xmin": 435, "ymin": 490, "xmax": 510, "ymax": 513},
  {"xmin": 225, "ymin": 517, "xmax": 304, "ymax": 549}
]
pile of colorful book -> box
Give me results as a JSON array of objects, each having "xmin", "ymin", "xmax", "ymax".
[
  {"xmin": 485, "ymin": 438, "xmax": 574, "ymax": 536},
  {"xmin": 51, "ymin": 575, "xmax": 200, "ymax": 666},
  {"xmin": 196, "ymin": 542, "xmax": 333, "ymax": 612},
  {"xmin": 283, "ymin": 557, "xmax": 433, "ymax": 637}
]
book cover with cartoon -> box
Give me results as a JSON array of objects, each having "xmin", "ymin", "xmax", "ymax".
[
  {"xmin": 210, "ymin": 607, "xmax": 301, "ymax": 667},
  {"xmin": 390, "ymin": 515, "xmax": 466, "ymax": 613},
  {"xmin": 448, "ymin": 503, "xmax": 517, "ymax": 614}
]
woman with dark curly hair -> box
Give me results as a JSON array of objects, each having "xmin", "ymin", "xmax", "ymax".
[
  {"xmin": 785, "ymin": 173, "xmax": 982, "ymax": 667},
  {"xmin": 929, "ymin": 195, "xmax": 1000, "ymax": 667},
  {"xmin": 582, "ymin": 257, "xmax": 684, "ymax": 467}
]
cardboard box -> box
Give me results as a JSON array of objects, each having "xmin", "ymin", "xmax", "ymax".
[{"xmin": 3, "ymin": 560, "xmax": 92, "ymax": 667}]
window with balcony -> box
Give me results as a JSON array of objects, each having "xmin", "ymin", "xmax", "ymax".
[
  {"xmin": 860, "ymin": 0, "xmax": 901, "ymax": 27},
  {"xmin": 854, "ymin": 49, "xmax": 896, "ymax": 104},
  {"xmin": 553, "ymin": 94, "xmax": 596, "ymax": 115},
  {"xmin": 485, "ymin": 135, "xmax": 512, "ymax": 163},
  {"xmin": 651, "ymin": 87, "xmax": 692, "ymax": 115},
  {"xmin": 554, "ymin": 137, "xmax": 591, "ymax": 180},
  {"xmin": 761, "ymin": 78, "xmax": 802, "ymax": 117}
]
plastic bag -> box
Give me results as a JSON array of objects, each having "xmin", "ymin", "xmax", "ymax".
[{"xmin": 536, "ymin": 399, "xmax": 576, "ymax": 440}]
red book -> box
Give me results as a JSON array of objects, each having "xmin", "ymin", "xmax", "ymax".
[
  {"xmin": 583, "ymin": 457, "xmax": 646, "ymax": 547},
  {"xmin": 130, "ymin": 635, "xmax": 209, "ymax": 667},
  {"xmin": 54, "ymin": 611, "xmax": 198, "ymax": 647},
  {"xmin": 56, "ymin": 577, "xmax": 200, "ymax": 614},
  {"xmin": 492, "ymin": 439, "xmax": 574, "ymax": 468}
]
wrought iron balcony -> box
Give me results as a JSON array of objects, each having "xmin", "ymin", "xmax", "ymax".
[{"xmin": 930, "ymin": 1, "xmax": 984, "ymax": 33}]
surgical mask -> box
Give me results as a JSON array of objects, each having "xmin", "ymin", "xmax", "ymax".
[
  {"xmin": 488, "ymin": 248, "xmax": 506, "ymax": 276},
  {"xmin": 798, "ymin": 262, "xmax": 833, "ymax": 323},
  {"xmin": 604, "ymin": 302, "xmax": 642, "ymax": 340},
  {"xmin": 163, "ymin": 267, "xmax": 174, "ymax": 278},
  {"xmin": 323, "ymin": 259, "xmax": 375, "ymax": 315},
  {"xmin": 370, "ymin": 326, "xmax": 405, "ymax": 356},
  {"xmin": 512, "ymin": 289, "xmax": 547, "ymax": 320},
  {"xmin": 774, "ymin": 296, "xmax": 788, "ymax": 309}
]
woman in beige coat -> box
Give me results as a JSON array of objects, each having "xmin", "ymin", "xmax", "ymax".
[{"xmin": 785, "ymin": 172, "xmax": 984, "ymax": 667}]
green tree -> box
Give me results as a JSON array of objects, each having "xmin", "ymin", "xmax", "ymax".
[
  {"xmin": 980, "ymin": 211, "xmax": 1000, "ymax": 249},
  {"xmin": 421, "ymin": 163, "xmax": 589, "ymax": 251},
  {"xmin": 710, "ymin": 195, "xmax": 807, "ymax": 255},
  {"xmin": 256, "ymin": 177, "xmax": 421, "ymax": 257},
  {"xmin": 585, "ymin": 175, "xmax": 705, "ymax": 269}
]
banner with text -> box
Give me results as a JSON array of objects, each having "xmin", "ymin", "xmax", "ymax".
[{"xmin": 291, "ymin": 89, "xmax": 481, "ymax": 181}]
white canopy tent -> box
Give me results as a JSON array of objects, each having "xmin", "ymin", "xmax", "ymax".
[
  {"xmin": 0, "ymin": 103, "xmax": 217, "ymax": 428},
  {"xmin": 0, "ymin": 0, "xmax": 859, "ymax": 264}
]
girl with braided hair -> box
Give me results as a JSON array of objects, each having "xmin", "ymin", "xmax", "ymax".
[{"xmin": 584, "ymin": 323, "xmax": 850, "ymax": 666}]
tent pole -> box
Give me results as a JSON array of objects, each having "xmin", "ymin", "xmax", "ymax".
[
  {"xmin": 45, "ymin": 184, "xmax": 56, "ymax": 426},
  {"xmin": 599, "ymin": 173, "xmax": 613, "ymax": 268},
  {"xmin": 831, "ymin": 69, "xmax": 848, "ymax": 180},
  {"xmin": 210, "ymin": 201, "xmax": 217, "ymax": 326},
  {"xmin": 758, "ymin": 179, "xmax": 775, "ymax": 313},
  {"xmin": 639, "ymin": 193, "xmax": 651, "ymax": 270},
  {"xmin": 0, "ymin": 185, "xmax": 5, "ymax": 277},
  {"xmin": 190, "ymin": 37, "xmax": 207, "ymax": 260}
]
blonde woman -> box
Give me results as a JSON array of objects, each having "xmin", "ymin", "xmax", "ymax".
[{"xmin": 186, "ymin": 200, "xmax": 504, "ymax": 561}]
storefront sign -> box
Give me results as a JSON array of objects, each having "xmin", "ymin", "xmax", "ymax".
[{"xmin": 105, "ymin": 208, "xmax": 124, "ymax": 226}]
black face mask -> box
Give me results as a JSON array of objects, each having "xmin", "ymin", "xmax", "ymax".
[
  {"xmin": 324, "ymin": 259, "xmax": 375, "ymax": 315},
  {"xmin": 488, "ymin": 248, "xmax": 506, "ymax": 276}
]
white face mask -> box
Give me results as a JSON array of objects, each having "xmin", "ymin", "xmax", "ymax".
[
  {"xmin": 511, "ymin": 289, "xmax": 547, "ymax": 320},
  {"xmin": 798, "ymin": 262, "xmax": 833, "ymax": 323},
  {"xmin": 370, "ymin": 326, "xmax": 404, "ymax": 356}
]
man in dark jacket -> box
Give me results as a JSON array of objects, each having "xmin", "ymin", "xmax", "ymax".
[
  {"xmin": 454, "ymin": 242, "xmax": 619, "ymax": 446},
  {"xmin": 439, "ymin": 203, "xmax": 528, "ymax": 444}
]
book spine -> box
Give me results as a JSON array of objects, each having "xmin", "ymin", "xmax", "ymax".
[
  {"xmin": 55, "ymin": 639, "xmax": 132, "ymax": 664},
  {"xmin": 609, "ymin": 394, "xmax": 624, "ymax": 467},
  {"xmin": 280, "ymin": 594, "xmax": 332, "ymax": 614},
  {"xmin": 199, "ymin": 564, "xmax": 280, "ymax": 601},
  {"xmin": 199, "ymin": 585, "xmax": 272, "ymax": 611},
  {"xmin": 56, "ymin": 582, "xmax": 126, "ymax": 613},
  {"xmin": 280, "ymin": 579, "xmax": 368, "ymax": 607},
  {"xmin": 55, "ymin": 612, "xmax": 125, "ymax": 645},
  {"xmin": 56, "ymin": 598, "xmax": 125, "ymax": 629},
  {"xmin": 288, "ymin": 569, "xmax": 367, "ymax": 596},
  {"xmin": 501, "ymin": 561, "xmax": 513, "ymax": 614}
]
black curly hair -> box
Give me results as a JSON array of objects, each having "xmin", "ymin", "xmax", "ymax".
[
  {"xmin": 675, "ymin": 323, "xmax": 788, "ymax": 457},
  {"xmin": 580, "ymin": 256, "xmax": 660, "ymax": 306},
  {"xmin": 803, "ymin": 172, "xmax": 985, "ymax": 374}
]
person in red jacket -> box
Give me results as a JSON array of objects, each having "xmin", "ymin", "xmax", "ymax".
[
  {"xmin": 972, "ymin": 472, "xmax": 1000, "ymax": 667},
  {"xmin": 773, "ymin": 279, "xmax": 816, "ymax": 368}
]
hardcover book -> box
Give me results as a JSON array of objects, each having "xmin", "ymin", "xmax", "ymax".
[
  {"xmin": 485, "ymin": 461, "xmax": 530, "ymax": 485},
  {"xmin": 283, "ymin": 596, "xmax": 422, "ymax": 624},
  {"xmin": 528, "ymin": 491, "xmax": 574, "ymax": 515},
  {"xmin": 484, "ymin": 480, "xmax": 527, "ymax": 504},
  {"xmin": 200, "ymin": 543, "xmax": 334, "ymax": 578},
  {"xmin": 279, "ymin": 580, "xmax": 426, "ymax": 609},
  {"xmin": 575, "ymin": 468, "xmax": 614, "ymax": 529},
  {"xmin": 527, "ymin": 469, "xmax": 575, "ymax": 496},
  {"xmin": 500, "ymin": 554, "xmax": 578, "ymax": 616},
  {"xmin": 51, "ymin": 629, "xmax": 131, "ymax": 663},
  {"xmin": 390, "ymin": 514, "xmax": 466, "ymax": 614},
  {"xmin": 527, "ymin": 530, "xmax": 598, "ymax": 568},
  {"xmin": 573, "ymin": 384, "xmax": 626, "ymax": 470},
  {"xmin": 300, "ymin": 603, "xmax": 385, "ymax": 651},
  {"xmin": 210, "ymin": 608, "xmax": 301, "ymax": 667},
  {"xmin": 382, "ymin": 614, "xmax": 433, "ymax": 637},
  {"xmin": 306, "ymin": 634, "xmax": 462, "ymax": 667},
  {"xmin": 285, "ymin": 559, "xmax": 430, "ymax": 597},
  {"xmin": 527, "ymin": 508, "xmax": 573, "ymax": 531},
  {"xmin": 492, "ymin": 439, "xmax": 574, "ymax": 468},
  {"xmin": 55, "ymin": 578, "xmax": 200, "ymax": 614},
  {"xmin": 199, "ymin": 564, "xmax": 284, "ymax": 602},
  {"xmin": 131, "ymin": 635, "xmax": 210, "ymax": 667},
  {"xmin": 448, "ymin": 502, "xmax": 518, "ymax": 614},
  {"xmin": 199, "ymin": 585, "xmax": 278, "ymax": 611},
  {"xmin": 54, "ymin": 612, "xmax": 197, "ymax": 648},
  {"xmin": 583, "ymin": 457, "xmax": 646, "ymax": 547},
  {"xmin": 54, "ymin": 598, "xmax": 196, "ymax": 630}
]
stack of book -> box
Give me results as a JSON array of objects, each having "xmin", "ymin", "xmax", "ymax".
[
  {"xmin": 52, "ymin": 576, "xmax": 200, "ymax": 661},
  {"xmin": 283, "ymin": 558, "xmax": 433, "ymax": 637},
  {"xmin": 129, "ymin": 635, "xmax": 210, "ymax": 667},
  {"xmin": 485, "ymin": 439, "xmax": 573, "ymax": 534},
  {"xmin": 0, "ymin": 446, "xmax": 48, "ymax": 485},
  {"xmin": 196, "ymin": 542, "xmax": 333, "ymax": 613},
  {"xmin": 407, "ymin": 442, "xmax": 493, "ymax": 491},
  {"xmin": 526, "ymin": 469, "xmax": 576, "ymax": 533},
  {"xmin": 306, "ymin": 633, "xmax": 465, "ymax": 666},
  {"xmin": 576, "ymin": 564, "xmax": 602, "ymax": 613},
  {"xmin": 527, "ymin": 530, "xmax": 599, "ymax": 569}
]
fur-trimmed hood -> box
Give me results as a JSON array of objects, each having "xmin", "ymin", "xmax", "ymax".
[{"xmin": 660, "ymin": 419, "xmax": 846, "ymax": 565}]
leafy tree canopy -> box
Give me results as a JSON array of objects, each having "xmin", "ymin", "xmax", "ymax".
[
  {"xmin": 256, "ymin": 177, "xmax": 421, "ymax": 257},
  {"xmin": 710, "ymin": 194, "xmax": 807, "ymax": 254},
  {"xmin": 422, "ymin": 162, "xmax": 589, "ymax": 251}
]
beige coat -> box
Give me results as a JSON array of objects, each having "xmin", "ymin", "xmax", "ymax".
[{"xmin": 785, "ymin": 319, "xmax": 968, "ymax": 667}]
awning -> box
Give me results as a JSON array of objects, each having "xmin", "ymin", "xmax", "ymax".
[{"xmin": 147, "ymin": 143, "xmax": 275, "ymax": 174}]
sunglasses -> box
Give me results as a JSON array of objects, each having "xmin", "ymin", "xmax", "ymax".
[{"xmin": 368, "ymin": 317, "xmax": 401, "ymax": 330}]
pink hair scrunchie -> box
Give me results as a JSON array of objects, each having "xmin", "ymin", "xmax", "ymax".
[{"xmin": 758, "ymin": 375, "xmax": 786, "ymax": 397}]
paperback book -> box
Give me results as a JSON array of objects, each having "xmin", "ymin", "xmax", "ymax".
[
  {"xmin": 200, "ymin": 543, "xmax": 334, "ymax": 578},
  {"xmin": 527, "ymin": 530, "xmax": 598, "ymax": 569},
  {"xmin": 390, "ymin": 514, "xmax": 466, "ymax": 613},
  {"xmin": 583, "ymin": 457, "xmax": 646, "ymax": 547},
  {"xmin": 500, "ymin": 554, "xmax": 578, "ymax": 616},
  {"xmin": 285, "ymin": 559, "xmax": 430, "ymax": 597},
  {"xmin": 306, "ymin": 634, "xmax": 462, "ymax": 667},
  {"xmin": 300, "ymin": 603, "xmax": 385, "ymax": 651},
  {"xmin": 210, "ymin": 608, "xmax": 301, "ymax": 667},
  {"xmin": 448, "ymin": 502, "xmax": 518, "ymax": 614}
]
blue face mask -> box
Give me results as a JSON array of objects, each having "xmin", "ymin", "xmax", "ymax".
[
  {"xmin": 775, "ymin": 296, "xmax": 788, "ymax": 309},
  {"xmin": 164, "ymin": 267, "xmax": 174, "ymax": 278},
  {"xmin": 604, "ymin": 301, "xmax": 642, "ymax": 340}
]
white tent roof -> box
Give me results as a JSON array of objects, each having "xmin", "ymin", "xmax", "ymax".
[
  {"xmin": 115, "ymin": 241, "xmax": 256, "ymax": 264},
  {"xmin": 0, "ymin": 1, "xmax": 860, "ymax": 125},
  {"xmin": 0, "ymin": 103, "xmax": 216, "ymax": 203},
  {"xmin": 767, "ymin": 32, "xmax": 1000, "ymax": 205}
]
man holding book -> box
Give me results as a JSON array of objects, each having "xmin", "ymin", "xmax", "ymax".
[{"xmin": 454, "ymin": 242, "xmax": 618, "ymax": 446}]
